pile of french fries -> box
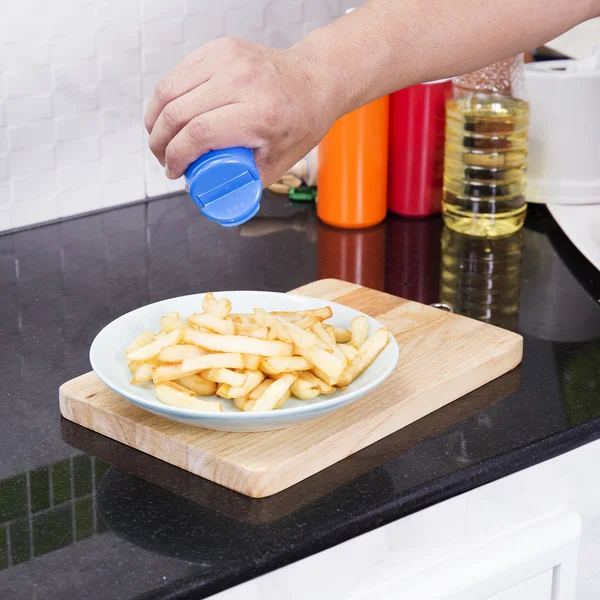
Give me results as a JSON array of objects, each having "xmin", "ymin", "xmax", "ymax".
[{"xmin": 124, "ymin": 293, "xmax": 390, "ymax": 413}]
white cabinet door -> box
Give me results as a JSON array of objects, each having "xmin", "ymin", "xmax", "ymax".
[{"xmin": 487, "ymin": 570, "xmax": 553, "ymax": 600}]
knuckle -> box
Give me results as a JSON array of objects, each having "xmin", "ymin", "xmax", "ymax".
[
  {"xmin": 162, "ymin": 101, "xmax": 185, "ymax": 130},
  {"xmin": 155, "ymin": 76, "xmax": 176, "ymax": 104},
  {"xmin": 188, "ymin": 117, "xmax": 212, "ymax": 146},
  {"xmin": 232, "ymin": 60, "xmax": 259, "ymax": 86},
  {"xmin": 259, "ymin": 98, "xmax": 280, "ymax": 128}
]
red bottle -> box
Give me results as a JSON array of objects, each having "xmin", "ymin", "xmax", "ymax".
[{"xmin": 388, "ymin": 78, "xmax": 453, "ymax": 217}]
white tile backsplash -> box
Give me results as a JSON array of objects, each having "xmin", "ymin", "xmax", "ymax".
[
  {"xmin": 5, "ymin": 94, "xmax": 53, "ymax": 125},
  {"xmin": 53, "ymin": 87, "xmax": 98, "ymax": 117},
  {"xmin": 11, "ymin": 171, "xmax": 57, "ymax": 204},
  {"xmin": 52, "ymin": 59, "xmax": 98, "ymax": 90},
  {"xmin": 225, "ymin": 6, "xmax": 265, "ymax": 36},
  {"xmin": 6, "ymin": 68, "xmax": 52, "ymax": 98},
  {"xmin": 56, "ymin": 111, "xmax": 101, "ymax": 142},
  {"xmin": 0, "ymin": 155, "xmax": 8, "ymax": 180},
  {"xmin": 8, "ymin": 120, "xmax": 55, "ymax": 152},
  {"xmin": 56, "ymin": 137, "xmax": 101, "ymax": 168},
  {"xmin": 142, "ymin": 20, "xmax": 184, "ymax": 48},
  {"xmin": 99, "ymin": 52, "xmax": 141, "ymax": 83},
  {"xmin": 4, "ymin": 41, "xmax": 51, "ymax": 70},
  {"xmin": 98, "ymin": 79, "xmax": 142, "ymax": 109},
  {"xmin": 49, "ymin": 6, "xmax": 96, "ymax": 37},
  {"xmin": 141, "ymin": 0, "xmax": 185, "ymax": 23},
  {"xmin": 96, "ymin": 28, "xmax": 141, "ymax": 57},
  {"xmin": 50, "ymin": 34, "xmax": 97, "ymax": 64},
  {"xmin": 0, "ymin": 0, "xmax": 342, "ymax": 232},
  {"xmin": 9, "ymin": 145, "xmax": 56, "ymax": 178},
  {"xmin": 4, "ymin": 13, "xmax": 48, "ymax": 45}
]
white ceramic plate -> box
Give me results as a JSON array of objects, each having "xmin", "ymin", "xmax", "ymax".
[{"xmin": 90, "ymin": 291, "xmax": 399, "ymax": 432}]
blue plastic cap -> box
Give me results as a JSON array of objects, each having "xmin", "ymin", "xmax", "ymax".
[{"xmin": 184, "ymin": 147, "xmax": 262, "ymax": 227}]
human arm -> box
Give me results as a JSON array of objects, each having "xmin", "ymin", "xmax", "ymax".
[{"xmin": 145, "ymin": 0, "xmax": 600, "ymax": 186}]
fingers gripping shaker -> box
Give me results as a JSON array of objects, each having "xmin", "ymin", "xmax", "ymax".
[{"xmin": 184, "ymin": 148, "xmax": 262, "ymax": 227}]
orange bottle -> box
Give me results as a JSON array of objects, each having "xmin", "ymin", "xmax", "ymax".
[{"xmin": 318, "ymin": 96, "xmax": 389, "ymax": 228}]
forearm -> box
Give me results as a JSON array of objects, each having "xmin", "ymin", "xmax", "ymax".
[{"xmin": 296, "ymin": 0, "xmax": 599, "ymax": 113}]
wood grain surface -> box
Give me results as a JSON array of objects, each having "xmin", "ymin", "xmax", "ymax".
[{"xmin": 59, "ymin": 279, "xmax": 523, "ymax": 498}]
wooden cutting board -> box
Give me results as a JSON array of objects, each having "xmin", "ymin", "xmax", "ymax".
[{"xmin": 60, "ymin": 279, "xmax": 523, "ymax": 498}]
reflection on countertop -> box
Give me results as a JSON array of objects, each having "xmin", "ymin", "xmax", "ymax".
[{"xmin": 0, "ymin": 193, "xmax": 599, "ymax": 600}]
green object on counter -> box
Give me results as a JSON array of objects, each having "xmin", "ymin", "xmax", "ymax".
[{"xmin": 289, "ymin": 186, "xmax": 317, "ymax": 202}]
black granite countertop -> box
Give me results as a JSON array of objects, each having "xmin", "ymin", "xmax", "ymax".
[{"xmin": 1, "ymin": 194, "xmax": 599, "ymax": 599}]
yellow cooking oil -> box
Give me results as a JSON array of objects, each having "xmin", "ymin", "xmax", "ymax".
[{"xmin": 442, "ymin": 94, "xmax": 529, "ymax": 237}]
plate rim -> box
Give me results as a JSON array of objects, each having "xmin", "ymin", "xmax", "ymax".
[{"xmin": 89, "ymin": 290, "xmax": 399, "ymax": 421}]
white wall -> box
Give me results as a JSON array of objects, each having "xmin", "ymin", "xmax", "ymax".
[{"xmin": 0, "ymin": 0, "xmax": 354, "ymax": 233}]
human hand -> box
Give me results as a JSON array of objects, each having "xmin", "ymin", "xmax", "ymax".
[{"xmin": 144, "ymin": 37, "xmax": 345, "ymax": 187}]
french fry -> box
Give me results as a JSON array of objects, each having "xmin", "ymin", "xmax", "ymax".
[
  {"xmin": 298, "ymin": 371, "xmax": 335, "ymax": 394},
  {"xmin": 242, "ymin": 354, "xmax": 262, "ymax": 369},
  {"xmin": 219, "ymin": 370, "xmax": 264, "ymax": 399},
  {"xmin": 131, "ymin": 358, "xmax": 160, "ymax": 384},
  {"xmin": 181, "ymin": 353, "xmax": 244, "ymax": 372},
  {"xmin": 155, "ymin": 382, "xmax": 223, "ymax": 411},
  {"xmin": 161, "ymin": 315, "xmax": 186, "ymax": 333},
  {"xmin": 248, "ymin": 380, "xmax": 271, "ymax": 401},
  {"xmin": 251, "ymin": 374, "xmax": 297, "ymax": 411},
  {"xmin": 231, "ymin": 314, "xmax": 254, "ymax": 325},
  {"xmin": 291, "ymin": 379, "xmax": 321, "ymax": 400},
  {"xmin": 126, "ymin": 331, "xmax": 155, "ymax": 355},
  {"xmin": 186, "ymin": 323, "xmax": 212, "ymax": 332},
  {"xmin": 310, "ymin": 322, "xmax": 348, "ymax": 369},
  {"xmin": 271, "ymin": 307, "xmax": 333, "ymax": 321},
  {"xmin": 128, "ymin": 359, "xmax": 145, "ymax": 372},
  {"xmin": 253, "ymin": 309, "xmax": 292, "ymax": 343},
  {"xmin": 126, "ymin": 329, "xmax": 183, "ymax": 361},
  {"xmin": 260, "ymin": 356, "xmax": 311, "ymax": 376},
  {"xmin": 234, "ymin": 323, "xmax": 269, "ymax": 339},
  {"xmin": 274, "ymin": 314, "xmax": 318, "ymax": 349},
  {"xmin": 153, "ymin": 353, "xmax": 244, "ymax": 383},
  {"xmin": 338, "ymin": 328, "xmax": 390, "ymax": 387},
  {"xmin": 331, "ymin": 326, "xmax": 352, "ymax": 344},
  {"xmin": 294, "ymin": 345, "xmax": 345, "ymax": 385},
  {"xmin": 275, "ymin": 390, "xmax": 292, "ymax": 409},
  {"xmin": 216, "ymin": 383, "xmax": 231, "ymax": 398},
  {"xmin": 234, "ymin": 397, "xmax": 249, "ymax": 410},
  {"xmin": 187, "ymin": 312, "xmax": 235, "ymax": 335},
  {"xmin": 293, "ymin": 315, "xmax": 320, "ymax": 330},
  {"xmin": 351, "ymin": 316, "xmax": 369, "ymax": 349},
  {"xmin": 323, "ymin": 324, "xmax": 336, "ymax": 343},
  {"xmin": 202, "ymin": 292, "xmax": 232, "ymax": 318},
  {"xmin": 177, "ymin": 375, "xmax": 217, "ymax": 396},
  {"xmin": 183, "ymin": 330, "xmax": 293, "ymax": 357},
  {"xmin": 125, "ymin": 293, "xmax": 388, "ymax": 414},
  {"xmin": 159, "ymin": 344, "xmax": 205, "ymax": 363},
  {"xmin": 339, "ymin": 343, "xmax": 359, "ymax": 363},
  {"xmin": 202, "ymin": 368, "xmax": 247, "ymax": 387}
]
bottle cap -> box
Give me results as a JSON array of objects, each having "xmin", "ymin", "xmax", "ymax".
[{"xmin": 184, "ymin": 147, "xmax": 262, "ymax": 227}]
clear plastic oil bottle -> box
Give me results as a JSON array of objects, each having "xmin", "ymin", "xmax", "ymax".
[
  {"xmin": 442, "ymin": 55, "xmax": 529, "ymax": 237},
  {"xmin": 442, "ymin": 94, "xmax": 529, "ymax": 237}
]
